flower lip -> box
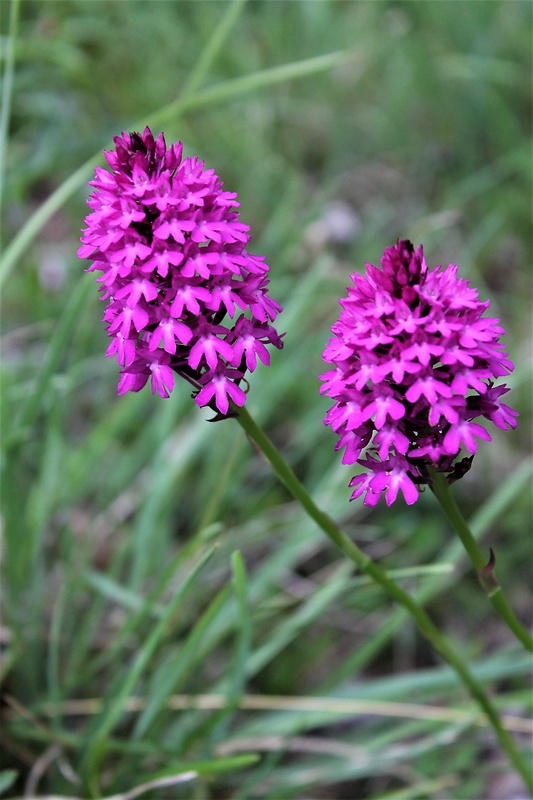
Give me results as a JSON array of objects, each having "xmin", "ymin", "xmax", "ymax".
[{"xmin": 321, "ymin": 239, "xmax": 518, "ymax": 506}]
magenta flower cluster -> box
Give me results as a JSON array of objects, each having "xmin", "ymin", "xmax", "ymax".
[
  {"xmin": 79, "ymin": 127, "xmax": 283, "ymax": 415},
  {"xmin": 320, "ymin": 240, "xmax": 518, "ymax": 507}
]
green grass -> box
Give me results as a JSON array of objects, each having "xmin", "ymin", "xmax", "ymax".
[{"xmin": 1, "ymin": 1, "xmax": 532, "ymax": 798}]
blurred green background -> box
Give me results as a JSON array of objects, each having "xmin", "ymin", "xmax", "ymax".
[{"xmin": 1, "ymin": 1, "xmax": 532, "ymax": 798}]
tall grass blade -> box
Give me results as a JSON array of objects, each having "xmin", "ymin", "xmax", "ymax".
[{"xmin": 80, "ymin": 545, "xmax": 217, "ymax": 785}]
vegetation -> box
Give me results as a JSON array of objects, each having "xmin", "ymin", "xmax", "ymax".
[{"xmin": 1, "ymin": 1, "xmax": 531, "ymax": 798}]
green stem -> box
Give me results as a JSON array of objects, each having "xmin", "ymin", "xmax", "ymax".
[
  {"xmin": 234, "ymin": 405, "xmax": 532, "ymax": 794},
  {"xmin": 430, "ymin": 470, "xmax": 533, "ymax": 653}
]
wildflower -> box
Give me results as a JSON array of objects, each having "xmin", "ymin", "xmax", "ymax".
[
  {"xmin": 79, "ymin": 127, "xmax": 283, "ymax": 413},
  {"xmin": 320, "ymin": 240, "xmax": 518, "ymax": 506}
]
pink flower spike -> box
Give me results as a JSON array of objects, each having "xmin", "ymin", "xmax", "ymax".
[
  {"xmin": 320, "ymin": 239, "xmax": 517, "ymax": 505},
  {"xmin": 79, "ymin": 127, "xmax": 282, "ymax": 407}
]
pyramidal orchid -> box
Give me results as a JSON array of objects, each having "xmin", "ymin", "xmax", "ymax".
[
  {"xmin": 79, "ymin": 127, "xmax": 283, "ymax": 415},
  {"xmin": 320, "ymin": 240, "xmax": 518, "ymax": 506}
]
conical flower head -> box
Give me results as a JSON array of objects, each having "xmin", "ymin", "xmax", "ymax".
[
  {"xmin": 320, "ymin": 240, "xmax": 518, "ymax": 507},
  {"xmin": 79, "ymin": 127, "xmax": 283, "ymax": 414}
]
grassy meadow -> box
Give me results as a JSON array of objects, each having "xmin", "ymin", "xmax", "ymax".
[{"xmin": 1, "ymin": 1, "xmax": 532, "ymax": 798}]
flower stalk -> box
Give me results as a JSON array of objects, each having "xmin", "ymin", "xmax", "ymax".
[
  {"xmin": 430, "ymin": 469, "xmax": 533, "ymax": 653},
  {"xmin": 233, "ymin": 403, "xmax": 532, "ymax": 794}
]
